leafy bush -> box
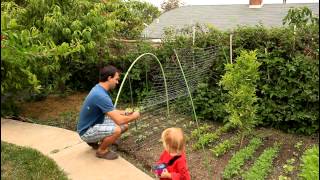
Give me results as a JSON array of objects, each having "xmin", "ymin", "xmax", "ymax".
[
  {"xmin": 186, "ymin": 7, "xmax": 319, "ymax": 134},
  {"xmin": 258, "ymin": 54, "xmax": 319, "ymax": 134},
  {"xmin": 1, "ymin": 0, "xmax": 160, "ymax": 115},
  {"xmin": 193, "ymin": 83, "xmax": 227, "ymax": 122}
]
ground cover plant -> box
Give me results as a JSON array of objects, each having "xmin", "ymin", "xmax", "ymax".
[
  {"xmin": 222, "ymin": 137, "xmax": 263, "ymax": 179},
  {"xmin": 1, "ymin": 141, "xmax": 68, "ymax": 180},
  {"xmin": 242, "ymin": 143, "xmax": 280, "ymax": 180},
  {"xmin": 210, "ymin": 134, "xmax": 240, "ymax": 157},
  {"xmin": 298, "ymin": 145, "xmax": 319, "ymax": 180},
  {"xmin": 191, "ymin": 124, "xmax": 229, "ymax": 150}
]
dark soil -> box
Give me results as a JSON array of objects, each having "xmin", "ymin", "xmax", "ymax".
[{"xmin": 18, "ymin": 92, "xmax": 319, "ymax": 180}]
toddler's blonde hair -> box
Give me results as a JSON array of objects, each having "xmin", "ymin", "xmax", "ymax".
[{"xmin": 161, "ymin": 127, "xmax": 185, "ymax": 154}]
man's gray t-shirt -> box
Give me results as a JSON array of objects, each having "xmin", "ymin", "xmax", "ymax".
[{"xmin": 77, "ymin": 84, "xmax": 114, "ymax": 136}]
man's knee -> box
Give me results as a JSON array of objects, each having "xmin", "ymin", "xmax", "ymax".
[
  {"xmin": 120, "ymin": 124, "xmax": 128, "ymax": 134},
  {"xmin": 114, "ymin": 125, "xmax": 121, "ymax": 136}
]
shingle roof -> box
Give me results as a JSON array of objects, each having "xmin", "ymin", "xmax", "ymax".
[{"xmin": 142, "ymin": 3, "xmax": 319, "ymax": 39}]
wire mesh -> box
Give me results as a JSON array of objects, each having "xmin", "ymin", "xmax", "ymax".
[{"xmin": 117, "ymin": 46, "xmax": 217, "ymax": 151}]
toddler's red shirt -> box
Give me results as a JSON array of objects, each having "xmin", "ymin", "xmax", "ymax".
[{"xmin": 157, "ymin": 150, "xmax": 191, "ymax": 180}]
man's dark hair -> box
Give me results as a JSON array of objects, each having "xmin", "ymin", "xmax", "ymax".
[{"xmin": 99, "ymin": 65, "xmax": 121, "ymax": 82}]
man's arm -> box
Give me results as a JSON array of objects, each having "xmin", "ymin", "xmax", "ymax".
[
  {"xmin": 113, "ymin": 109, "xmax": 126, "ymax": 115},
  {"xmin": 106, "ymin": 110, "xmax": 140, "ymax": 125}
]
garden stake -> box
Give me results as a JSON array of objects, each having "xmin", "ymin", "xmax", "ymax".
[{"xmin": 128, "ymin": 75, "xmax": 137, "ymax": 130}]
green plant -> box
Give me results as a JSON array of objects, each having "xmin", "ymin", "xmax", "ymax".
[
  {"xmin": 192, "ymin": 125, "xmax": 229, "ymax": 150},
  {"xmin": 219, "ymin": 50, "xmax": 261, "ymax": 145},
  {"xmin": 294, "ymin": 141, "xmax": 303, "ymax": 150},
  {"xmin": 279, "ymin": 175, "xmax": 291, "ymax": 180},
  {"xmin": 222, "ymin": 137, "xmax": 262, "ymax": 179},
  {"xmin": 283, "ymin": 6, "xmax": 319, "ymax": 29},
  {"xmin": 283, "ymin": 158, "xmax": 296, "ymax": 174},
  {"xmin": 298, "ymin": 145, "xmax": 319, "ymax": 180},
  {"xmin": 210, "ymin": 134, "xmax": 240, "ymax": 157},
  {"xmin": 242, "ymin": 143, "xmax": 280, "ymax": 180},
  {"xmin": 177, "ymin": 7, "xmax": 318, "ymax": 135},
  {"xmin": 1, "ymin": 0, "xmax": 160, "ymax": 115},
  {"xmin": 190, "ymin": 124, "xmax": 211, "ymax": 139},
  {"xmin": 192, "ymin": 132, "xmax": 218, "ymax": 150},
  {"xmin": 193, "ymin": 83, "xmax": 227, "ymax": 122}
]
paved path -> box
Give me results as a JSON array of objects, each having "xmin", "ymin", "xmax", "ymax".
[{"xmin": 1, "ymin": 118, "xmax": 154, "ymax": 180}]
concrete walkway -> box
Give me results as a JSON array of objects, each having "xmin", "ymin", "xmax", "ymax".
[{"xmin": 1, "ymin": 118, "xmax": 154, "ymax": 180}]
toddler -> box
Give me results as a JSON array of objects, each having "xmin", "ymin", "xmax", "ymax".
[{"xmin": 154, "ymin": 127, "xmax": 191, "ymax": 180}]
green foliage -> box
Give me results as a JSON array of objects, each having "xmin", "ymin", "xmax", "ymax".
[
  {"xmin": 242, "ymin": 143, "xmax": 280, "ymax": 180},
  {"xmin": 258, "ymin": 54, "xmax": 319, "ymax": 134},
  {"xmin": 283, "ymin": 6, "xmax": 319, "ymax": 29},
  {"xmin": 1, "ymin": 2, "xmax": 318, "ymax": 135},
  {"xmin": 279, "ymin": 175, "xmax": 291, "ymax": 180},
  {"xmin": 222, "ymin": 137, "xmax": 262, "ymax": 179},
  {"xmin": 1, "ymin": 0, "xmax": 160, "ymax": 115},
  {"xmin": 1, "ymin": 141, "xmax": 68, "ymax": 179},
  {"xmin": 283, "ymin": 158, "xmax": 296, "ymax": 174},
  {"xmin": 190, "ymin": 124, "xmax": 211, "ymax": 139},
  {"xmin": 193, "ymin": 83, "xmax": 227, "ymax": 122},
  {"xmin": 294, "ymin": 141, "xmax": 303, "ymax": 150},
  {"xmin": 192, "ymin": 125, "xmax": 229, "ymax": 150},
  {"xmin": 298, "ymin": 145, "xmax": 319, "ymax": 180},
  {"xmin": 189, "ymin": 7, "xmax": 318, "ymax": 134},
  {"xmin": 219, "ymin": 50, "xmax": 261, "ymax": 133},
  {"xmin": 210, "ymin": 134, "xmax": 240, "ymax": 157},
  {"xmin": 193, "ymin": 132, "xmax": 218, "ymax": 150}
]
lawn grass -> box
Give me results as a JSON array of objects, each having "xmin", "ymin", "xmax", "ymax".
[{"xmin": 1, "ymin": 141, "xmax": 68, "ymax": 180}]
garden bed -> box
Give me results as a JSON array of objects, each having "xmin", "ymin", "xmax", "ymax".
[{"xmin": 18, "ymin": 92, "xmax": 319, "ymax": 180}]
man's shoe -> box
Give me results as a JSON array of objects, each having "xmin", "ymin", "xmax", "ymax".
[
  {"xmin": 112, "ymin": 139, "xmax": 121, "ymax": 146},
  {"xmin": 87, "ymin": 142, "xmax": 99, "ymax": 150},
  {"xmin": 96, "ymin": 150, "xmax": 119, "ymax": 160}
]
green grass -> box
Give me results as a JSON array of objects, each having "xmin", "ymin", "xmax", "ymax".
[{"xmin": 1, "ymin": 141, "xmax": 68, "ymax": 180}]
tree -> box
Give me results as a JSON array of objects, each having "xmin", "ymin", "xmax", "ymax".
[
  {"xmin": 219, "ymin": 50, "xmax": 261, "ymax": 146},
  {"xmin": 161, "ymin": 0, "xmax": 184, "ymax": 12},
  {"xmin": 283, "ymin": 6, "xmax": 318, "ymax": 28},
  {"xmin": 1, "ymin": 0, "xmax": 160, "ymax": 115}
]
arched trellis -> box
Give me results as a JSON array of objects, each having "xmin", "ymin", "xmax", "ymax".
[
  {"xmin": 114, "ymin": 53, "xmax": 170, "ymax": 117},
  {"xmin": 173, "ymin": 49, "xmax": 200, "ymax": 130},
  {"xmin": 114, "ymin": 49, "xmax": 213, "ymax": 177}
]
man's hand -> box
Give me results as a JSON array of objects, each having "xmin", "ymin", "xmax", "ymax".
[
  {"xmin": 107, "ymin": 110, "xmax": 140, "ymax": 125},
  {"xmin": 130, "ymin": 111, "xmax": 140, "ymax": 120}
]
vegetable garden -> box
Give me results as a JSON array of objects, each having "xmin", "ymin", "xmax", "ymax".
[{"xmin": 1, "ymin": 0, "xmax": 319, "ymax": 179}]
